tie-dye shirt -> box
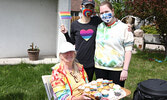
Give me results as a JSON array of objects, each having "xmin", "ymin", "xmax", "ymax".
[
  {"xmin": 64, "ymin": 16, "xmax": 102, "ymax": 68},
  {"xmin": 51, "ymin": 62, "xmax": 88, "ymax": 100},
  {"xmin": 94, "ymin": 20, "xmax": 134, "ymax": 71}
]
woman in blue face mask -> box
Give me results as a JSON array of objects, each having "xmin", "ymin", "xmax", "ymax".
[
  {"xmin": 61, "ymin": 0, "xmax": 102, "ymax": 82},
  {"xmin": 94, "ymin": 1, "xmax": 134, "ymax": 87}
]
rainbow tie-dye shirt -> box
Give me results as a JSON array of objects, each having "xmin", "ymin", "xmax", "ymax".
[
  {"xmin": 94, "ymin": 20, "xmax": 134, "ymax": 71},
  {"xmin": 51, "ymin": 63, "xmax": 88, "ymax": 100}
]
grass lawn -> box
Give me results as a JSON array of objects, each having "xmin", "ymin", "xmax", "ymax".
[
  {"xmin": 124, "ymin": 50, "xmax": 167, "ymax": 100},
  {"xmin": 0, "ymin": 50, "xmax": 167, "ymax": 100},
  {"xmin": 0, "ymin": 64, "xmax": 55, "ymax": 100}
]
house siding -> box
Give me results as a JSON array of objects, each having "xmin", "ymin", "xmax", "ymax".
[{"xmin": 0, "ymin": 0, "xmax": 71, "ymax": 58}]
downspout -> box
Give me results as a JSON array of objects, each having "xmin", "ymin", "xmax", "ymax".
[{"xmin": 67, "ymin": 0, "xmax": 71, "ymax": 35}]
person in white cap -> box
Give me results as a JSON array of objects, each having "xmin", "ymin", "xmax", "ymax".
[{"xmin": 50, "ymin": 42, "xmax": 91, "ymax": 100}]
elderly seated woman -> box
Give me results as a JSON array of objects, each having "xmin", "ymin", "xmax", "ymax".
[{"xmin": 50, "ymin": 42, "xmax": 91, "ymax": 100}]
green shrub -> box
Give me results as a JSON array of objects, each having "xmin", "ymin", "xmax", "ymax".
[{"xmin": 141, "ymin": 25, "xmax": 160, "ymax": 34}]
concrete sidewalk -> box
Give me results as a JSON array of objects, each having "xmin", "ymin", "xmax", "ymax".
[{"xmin": 0, "ymin": 55, "xmax": 59, "ymax": 65}]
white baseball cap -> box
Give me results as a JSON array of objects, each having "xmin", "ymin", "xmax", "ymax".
[{"xmin": 59, "ymin": 42, "xmax": 75, "ymax": 54}]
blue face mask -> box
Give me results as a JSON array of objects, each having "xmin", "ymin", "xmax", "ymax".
[{"xmin": 100, "ymin": 12, "xmax": 113, "ymax": 23}]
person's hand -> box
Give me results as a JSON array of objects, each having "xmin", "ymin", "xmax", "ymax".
[
  {"xmin": 73, "ymin": 93, "xmax": 91, "ymax": 100},
  {"xmin": 127, "ymin": 24, "xmax": 132, "ymax": 32},
  {"xmin": 61, "ymin": 24, "xmax": 68, "ymax": 34},
  {"xmin": 120, "ymin": 70, "xmax": 128, "ymax": 81}
]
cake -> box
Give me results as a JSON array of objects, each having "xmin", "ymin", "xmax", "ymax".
[
  {"xmin": 108, "ymin": 80, "xmax": 113, "ymax": 84},
  {"xmin": 78, "ymin": 79, "xmax": 124, "ymax": 99},
  {"xmin": 94, "ymin": 91, "xmax": 102, "ymax": 100},
  {"xmin": 90, "ymin": 85, "xmax": 97, "ymax": 91},
  {"xmin": 97, "ymin": 83, "xmax": 101, "ymax": 88},
  {"xmin": 108, "ymin": 90, "xmax": 115, "ymax": 99},
  {"xmin": 113, "ymin": 84, "xmax": 121, "ymax": 96},
  {"xmin": 101, "ymin": 90, "xmax": 109, "ymax": 97},
  {"xmin": 90, "ymin": 80, "xmax": 97, "ymax": 86},
  {"xmin": 78, "ymin": 85, "xmax": 85, "ymax": 92},
  {"xmin": 102, "ymin": 80, "xmax": 109, "ymax": 86},
  {"xmin": 109, "ymin": 83, "xmax": 114, "ymax": 89},
  {"xmin": 97, "ymin": 87, "xmax": 103, "ymax": 92},
  {"xmin": 84, "ymin": 88, "xmax": 90, "ymax": 94},
  {"xmin": 103, "ymin": 85, "xmax": 110, "ymax": 90},
  {"xmin": 84, "ymin": 83, "xmax": 91, "ymax": 89},
  {"xmin": 96, "ymin": 78, "xmax": 103, "ymax": 88}
]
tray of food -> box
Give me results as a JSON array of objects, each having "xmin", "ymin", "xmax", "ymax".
[{"xmin": 78, "ymin": 79, "xmax": 131, "ymax": 100}]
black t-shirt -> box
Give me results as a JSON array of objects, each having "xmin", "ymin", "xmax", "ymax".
[{"xmin": 65, "ymin": 16, "xmax": 102, "ymax": 68}]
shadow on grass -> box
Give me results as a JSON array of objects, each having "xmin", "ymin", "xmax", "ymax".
[
  {"xmin": 134, "ymin": 48, "xmax": 166, "ymax": 61},
  {"xmin": 0, "ymin": 92, "xmax": 24, "ymax": 100}
]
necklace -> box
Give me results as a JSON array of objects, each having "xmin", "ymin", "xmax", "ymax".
[{"xmin": 70, "ymin": 72, "xmax": 79, "ymax": 83}]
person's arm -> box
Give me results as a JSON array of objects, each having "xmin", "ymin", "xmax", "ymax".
[
  {"xmin": 61, "ymin": 25, "xmax": 73, "ymax": 44},
  {"xmin": 61, "ymin": 24, "xmax": 75, "ymax": 45},
  {"xmin": 96, "ymin": 16, "xmax": 103, "ymax": 24},
  {"xmin": 120, "ymin": 51, "xmax": 132, "ymax": 81},
  {"xmin": 64, "ymin": 32, "xmax": 74, "ymax": 44},
  {"xmin": 51, "ymin": 70, "xmax": 72, "ymax": 100},
  {"xmin": 120, "ymin": 27, "xmax": 134, "ymax": 81}
]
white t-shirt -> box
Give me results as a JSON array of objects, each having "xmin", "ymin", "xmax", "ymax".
[{"xmin": 94, "ymin": 20, "xmax": 134, "ymax": 71}]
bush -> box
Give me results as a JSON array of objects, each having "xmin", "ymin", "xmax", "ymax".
[{"xmin": 140, "ymin": 25, "xmax": 159, "ymax": 34}]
